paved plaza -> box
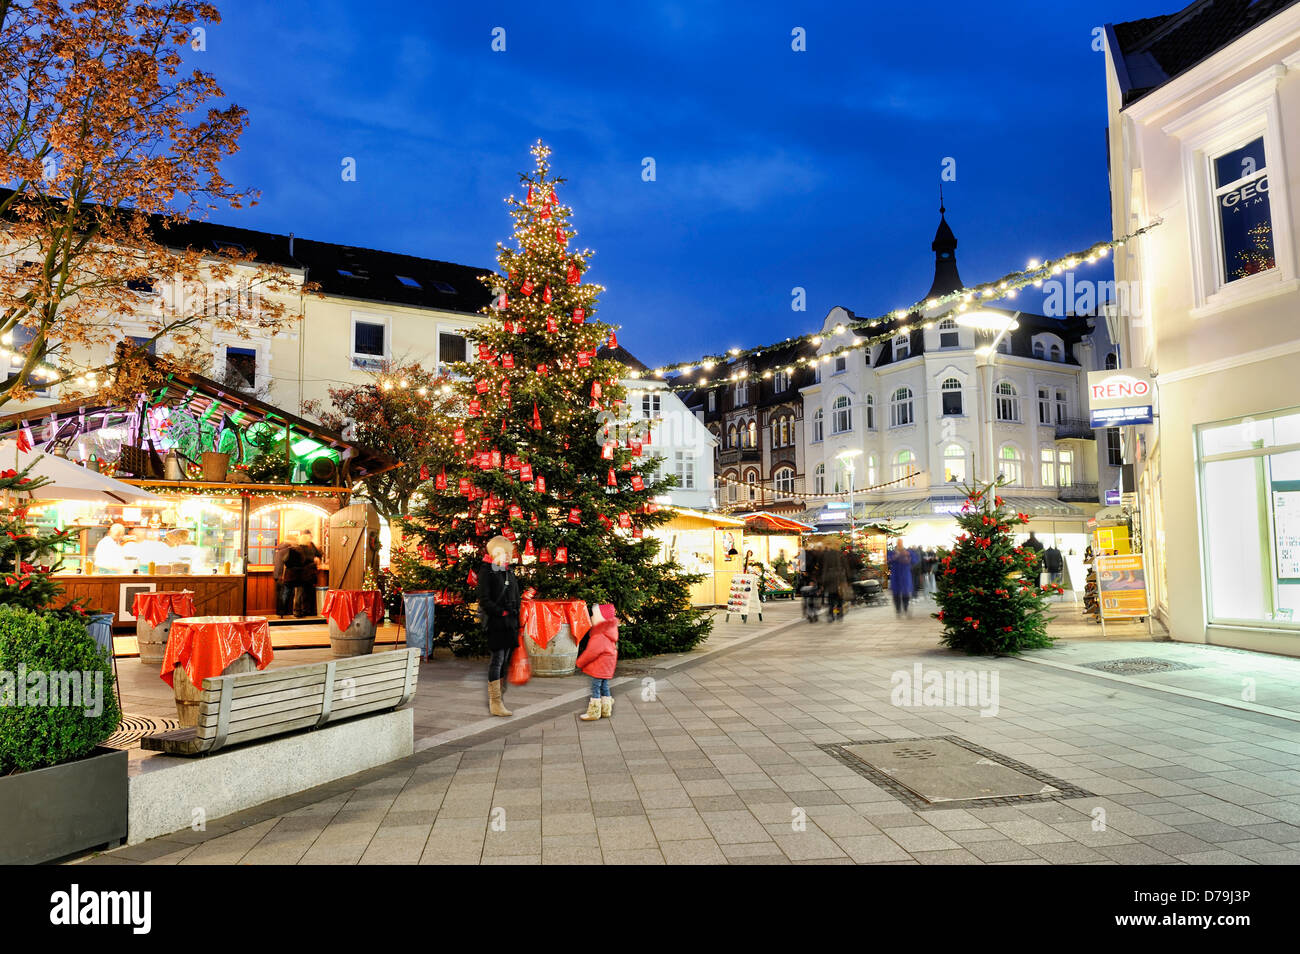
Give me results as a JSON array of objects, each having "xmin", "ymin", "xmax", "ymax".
[{"xmin": 84, "ymin": 598, "xmax": 1300, "ymax": 865}]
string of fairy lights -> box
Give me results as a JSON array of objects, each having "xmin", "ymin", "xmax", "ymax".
[
  {"xmin": 713, "ymin": 468, "xmax": 921, "ymax": 501},
  {"xmin": 621, "ymin": 220, "xmax": 1161, "ymax": 394}
]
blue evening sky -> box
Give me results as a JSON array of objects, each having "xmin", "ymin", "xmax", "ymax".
[{"xmin": 195, "ymin": 0, "xmax": 1178, "ymax": 367}]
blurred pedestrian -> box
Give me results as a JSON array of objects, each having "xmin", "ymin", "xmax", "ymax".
[
  {"xmin": 820, "ymin": 541, "xmax": 849, "ymax": 623},
  {"xmin": 888, "ymin": 540, "xmax": 915, "ymax": 616}
]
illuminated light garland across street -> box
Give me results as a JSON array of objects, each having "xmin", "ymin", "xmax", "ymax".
[
  {"xmin": 627, "ymin": 220, "xmax": 1162, "ymax": 393},
  {"xmin": 713, "ymin": 469, "xmax": 921, "ymax": 500}
]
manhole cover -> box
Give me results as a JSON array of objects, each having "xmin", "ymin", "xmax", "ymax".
[
  {"xmin": 1078, "ymin": 657, "xmax": 1200, "ymax": 675},
  {"xmin": 103, "ymin": 715, "xmax": 179, "ymax": 749},
  {"xmin": 821, "ymin": 736, "xmax": 1095, "ymax": 810}
]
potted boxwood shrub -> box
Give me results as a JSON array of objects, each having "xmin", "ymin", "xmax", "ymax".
[{"xmin": 0, "ymin": 605, "xmax": 126, "ymax": 864}]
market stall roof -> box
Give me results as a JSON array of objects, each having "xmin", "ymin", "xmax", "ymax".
[
  {"xmin": 0, "ymin": 441, "xmax": 168, "ymax": 503},
  {"xmin": 0, "ymin": 359, "xmax": 397, "ymax": 480},
  {"xmin": 740, "ymin": 511, "xmax": 815, "ymax": 532},
  {"xmin": 664, "ymin": 506, "xmax": 747, "ymax": 528}
]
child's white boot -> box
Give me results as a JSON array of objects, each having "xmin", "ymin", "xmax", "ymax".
[{"xmin": 579, "ymin": 698, "xmax": 602, "ymax": 721}]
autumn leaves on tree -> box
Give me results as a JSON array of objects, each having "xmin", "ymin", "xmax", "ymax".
[{"xmin": 396, "ymin": 142, "xmax": 710, "ymax": 658}]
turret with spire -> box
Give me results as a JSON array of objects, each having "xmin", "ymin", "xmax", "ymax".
[{"xmin": 925, "ymin": 187, "xmax": 963, "ymax": 301}]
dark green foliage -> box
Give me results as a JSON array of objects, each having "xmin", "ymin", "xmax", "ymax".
[
  {"xmin": 0, "ymin": 463, "xmax": 85, "ymax": 616},
  {"xmin": 933, "ymin": 480, "xmax": 1060, "ymax": 655},
  {"xmin": 0, "ymin": 605, "xmax": 121, "ymax": 774}
]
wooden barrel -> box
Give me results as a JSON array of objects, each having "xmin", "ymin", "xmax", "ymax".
[
  {"xmin": 137, "ymin": 611, "xmax": 178, "ymax": 667},
  {"xmin": 328, "ymin": 611, "xmax": 376, "ymax": 658},
  {"xmin": 172, "ymin": 653, "xmax": 257, "ymax": 727},
  {"xmin": 524, "ymin": 622, "xmax": 578, "ymax": 677}
]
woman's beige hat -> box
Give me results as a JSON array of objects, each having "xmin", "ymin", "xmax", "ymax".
[{"xmin": 486, "ymin": 535, "xmax": 515, "ymax": 561}]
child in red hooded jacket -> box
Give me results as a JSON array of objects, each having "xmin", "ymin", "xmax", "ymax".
[{"xmin": 577, "ymin": 603, "xmax": 618, "ymax": 721}]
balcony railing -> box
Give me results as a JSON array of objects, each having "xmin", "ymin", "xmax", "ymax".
[
  {"xmin": 1055, "ymin": 418, "xmax": 1096, "ymax": 440},
  {"xmin": 1057, "ymin": 482, "xmax": 1099, "ymax": 502}
]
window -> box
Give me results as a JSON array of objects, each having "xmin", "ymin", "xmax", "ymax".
[
  {"xmin": 997, "ymin": 336, "xmax": 1012, "ymax": 355},
  {"xmin": 1213, "ymin": 136, "xmax": 1275, "ymax": 285},
  {"xmin": 708, "ymin": 392, "xmax": 716, "ymax": 413},
  {"xmin": 1106, "ymin": 428, "xmax": 1122, "ymax": 467},
  {"xmin": 1041, "ymin": 448, "xmax": 1056, "ymax": 487},
  {"xmin": 995, "ymin": 381, "xmax": 1019, "ymax": 422},
  {"xmin": 1105, "ymin": 352, "xmax": 1119, "ymax": 370},
  {"xmin": 395, "ymin": 275, "xmax": 421, "ymax": 289},
  {"xmin": 773, "ymin": 370, "xmax": 789, "ymax": 393},
  {"xmin": 939, "ymin": 319, "xmax": 958, "ymax": 348},
  {"xmin": 814, "ymin": 463, "xmax": 825, "ymax": 494},
  {"xmin": 890, "ymin": 387, "xmax": 913, "ymax": 427},
  {"xmin": 352, "ymin": 315, "xmax": 387, "ymax": 369},
  {"xmin": 128, "ymin": 334, "xmax": 157, "ymax": 356},
  {"xmin": 674, "ymin": 451, "xmax": 695, "ymax": 490},
  {"xmin": 834, "ymin": 355, "xmax": 847, "ymax": 374},
  {"xmin": 998, "ymin": 445, "xmax": 1023, "ymax": 485},
  {"xmin": 1055, "ymin": 389, "xmax": 1068, "ymax": 424},
  {"xmin": 1038, "ymin": 387, "xmax": 1052, "ymax": 425},
  {"xmin": 893, "ymin": 335, "xmax": 910, "ymax": 361},
  {"xmin": 774, "ymin": 467, "xmax": 794, "ymax": 496},
  {"xmin": 1196, "ymin": 408, "xmax": 1300, "ymax": 626},
  {"xmin": 246, "ymin": 509, "xmax": 281, "ymax": 567},
  {"xmin": 430, "ymin": 280, "xmax": 457, "ymax": 295},
  {"xmin": 727, "ymin": 475, "xmax": 738, "ymax": 503},
  {"xmin": 745, "ymin": 471, "xmax": 757, "ymax": 501},
  {"xmin": 1050, "ymin": 344, "xmax": 1063, "ymax": 361},
  {"xmin": 1033, "ymin": 341, "xmax": 1045, "ymax": 359},
  {"xmin": 944, "ymin": 444, "xmax": 966, "ymax": 484},
  {"xmin": 225, "ymin": 346, "xmax": 257, "ymax": 391},
  {"xmin": 1058, "ymin": 449, "xmax": 1073, "ymax": 487},
  {"xmin": 728, "ymin": 424, "xmax": 738, "ymax": 449},
  {"xmin": 867, "ymin": 454, "xmax": 878, "ymax": 486},
  {"xmin": 832, "ymin": 395, "xmax": 852, "ymax": 434},
  {"xmin": 734, "ymin": 380, "xmax": 748, "ymax": 406},
  {"xmin": 746, "ymin": 420, "xmax": 757, "ymax": 448},
  {"xmin": 438, "ymin": 332, "xmax": 466, "ymax": 366},
  {"xmin": 893, "ymin": 450, "xmax": 916, "ymax": 481},
  {"xmin": 941, "ymin": 378, "xmax": 962, "ymax": 416},
  {"xmin": 812, "ymin": 408, "xmax": 823, "ymax": 443},
  {"xmin": 642, "ymin": 393, "xmax": 661, "ymax": 418},
  {"xmin": 865, "ymin": 394, "xmax": 875, "ymax": 429}
]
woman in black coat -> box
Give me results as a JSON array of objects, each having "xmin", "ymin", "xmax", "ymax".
[{"xmin": 477, "ymin": 535, "xmax": 521, "ymax": 717}]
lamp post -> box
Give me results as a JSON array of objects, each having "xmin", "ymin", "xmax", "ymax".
[
  {"xmin": 955, "ymin": 310, "xmax": 1021, "ymax": 483},
  {"xmin": 836, "ymin": 448, "xmax": 863, "ymax": 540}
]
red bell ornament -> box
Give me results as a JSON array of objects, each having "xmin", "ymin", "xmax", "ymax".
[
  {"xmin": 591, "ymin": 381, "xmax": 602, "ymax": 399},
  {"xmin": 509, "ymin": 504, "xmax": 523, "ymax": 519},
  {"xmin": 503, "ymin": 353, "xmax": 515, "ymax": 369},
  {"xmin": 435, "ymin": 470, "xmax": 447, "ymax": 490},
  {"xmin": 608, "ymin": 331, "xmax": 617, "ymax": 348},
  {"xmin": 524, "ymin": 539, "xmax": 535, "ymax": 556},
  {"xmin": 526, "ymin": 184, "xmax": 535, "ymax": 204},
  {"xmin": 520, "ymin": 463, "xmax": 533, "ymax": 482},
  {"xmin": 539, "ymin": 548, "xmax": 551, "ymax": 564},
  {"xmin": 453, "ymin": 426, "xmax": 465, "ymax": 445},
  {"xmin": 573, "ymin": 306, "xmax": 585, "ymax": 322},
  {"xmin": 419, "ymin": 463, "xmax": 430, "ymax": 480},
  {"xmin": 556, "ymin": 228, "xmax": 567, "ymax": 244},
  {"xmin": 568, "ymin": 507, "xmax": 582, "ymax": 525},
  {"xmin": 618, "ymin": 512, "xmax": 631, "ymax": 528},
  {"xmin": 467, "ymin": 569, "xmax": 478, "ymax": 587},
  {"xmin": 577, "ymin": 351, "xmax": 590, "ymax": 367},
  {"xmin": 535, "ymin": 475, "xmax": 546, "ymax": 493},
  {"xmin": 631, "ymin": 475, "xmax": 644, "ymax": 491}
]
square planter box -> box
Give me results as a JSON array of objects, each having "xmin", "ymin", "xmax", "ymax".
[{"xmin": 0, "ymin": 746, "xmax": 128, "ymax": 864}]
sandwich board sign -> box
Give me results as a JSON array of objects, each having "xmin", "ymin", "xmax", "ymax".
[
  {"xmin": 726, "ymin": 573, "xmax": 762, "ymax": 623},
  {"xmin": 1087, "ymin": 368, "xmax": 1156, "ymax": 427}
]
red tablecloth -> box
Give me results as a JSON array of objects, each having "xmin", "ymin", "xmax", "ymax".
[
  {"xmin": 519, "ymin": 599, "xmax": 591, "ymax": 649},
  {"xmin": 322, "ymin": 590, "xmax": 383, "ymax": 631},
  {"xmin": 132, "ymin": 591, "xmax": 197, "ymax": 628},
  {"xmin": 161, "ymin": 616, "xmax": 273, "ymax": 689}
]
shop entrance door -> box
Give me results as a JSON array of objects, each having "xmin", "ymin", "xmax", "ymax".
[{"xmin": 328, "ymin": 503, "xmax": 380, "ymax": 592}]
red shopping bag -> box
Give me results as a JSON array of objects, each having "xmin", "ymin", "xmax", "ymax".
[{"xmin": 508, "ymin": 635, "xmax": 532, "ymax": 686}]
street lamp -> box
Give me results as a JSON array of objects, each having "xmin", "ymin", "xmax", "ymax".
[
  {"xmin": 836, "ymin": 448, "xmax": 863, "ymax": 539},
  {"xmin": 955, "ymin": 310, "xmax": 1020, "ymax": 483}
]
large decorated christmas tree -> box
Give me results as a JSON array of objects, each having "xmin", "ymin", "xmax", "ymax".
[
  {"xmin": 933, "ymin": 481, "xmax": 1060, "ymax": 654},
  {"xmin": 395, "ymin": 142, "xmax": 711, "ymax": 658}
]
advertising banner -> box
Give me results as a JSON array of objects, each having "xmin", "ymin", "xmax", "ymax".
[
  {"xmin": 1087, "ymin": 368, "xmax": 1156, "ymax": 428},
  {"xmin": 1096, "ymin": 553, "xmax": 1149, "ymax": 619}
]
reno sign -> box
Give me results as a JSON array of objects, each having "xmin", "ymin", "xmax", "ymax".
[{"xmin": 1087, "ymin": 368, "xmax": 1156, "ymax": 427}]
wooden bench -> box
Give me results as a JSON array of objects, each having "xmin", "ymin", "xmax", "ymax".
[{"xmin": 142, "ymin": 648, "xmax": 419, "ymax": 756}]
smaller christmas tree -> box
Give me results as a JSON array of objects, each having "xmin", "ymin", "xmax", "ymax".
[
  {"xmin": 0, "ymin": 463, "xmax": 83, "ymax": 617},
  {"xmin": 933, "ymin": 481, "xmax": 1061, "ymax": 654}
]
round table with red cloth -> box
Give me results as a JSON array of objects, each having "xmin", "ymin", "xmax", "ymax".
[
  {"xmin": 160, "ymin": 615, "xmax": 274, "ymax": 688},
  {"xmin": 519, "ymin": 599, "xmax": 591, "ymax": 649},
  {"xmin": 322, "ymin": 589, "xmax": 384, "ymax": 631},
  {"xmin": 132, "ymin": 590, "xmax": 197, "ymax": 628}
]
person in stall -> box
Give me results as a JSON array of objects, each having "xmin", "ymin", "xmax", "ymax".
[{"xmin": 93, "ymin": 521, "xmax": 130, "ymax": 574}]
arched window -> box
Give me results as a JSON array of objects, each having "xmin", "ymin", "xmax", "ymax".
[
  {"xmin": 1050, "ymin": 343, "xmax": 1063, "ymax": 361},
  {"xmin": 867, "ymin": 454, "xmax": 878, "ymax": 486},
  {"xmin": 726, "ymin": 472, "xmax": 738, "ymax": 502},
  {"xmin": 865, "ymin": 394, "xmax": 875, "ymax": 429},
  {"xmin": 745, "ymin": 471, "xmax": 758, "ymax": 501},
  {"xmin": 944, "ymin": 444, "xmax": 967, "ymax": 483},
  {"xmin": 995, "ymin": 381, "xmax": 1019, "ymax": 422},
  {"xmin": 893, "ymin": 334, "xmax": 910, "ymax": 361},
  {"xmin": 941, "ymin": 377, "xmax": 963, "ymax": 416},
  {"xmin": 893, "ymin": 449, "xmax": 917, "ymax": 481},
  {"xmin": 746, "ymin": 420, "xmax": 757, "ymax": 448},
  {"xmin": 1033, "ymin": 341, "xmax": 1045, "ymax": 359},
  {"xmin": 814, "ymin": 463, "xmax": 825, "ymax": 494},
  {"xmin": 832, "ymin": 394, "xmax": 852, "ymax": 433},
  {"xmin": 774, "ymin": 467, "xmax": 794, "ymax": 496},
  {"xmin": 997, "ymin": 336, "xmax": 1012, "ymax": 355},
  {"xmin": 1105, "ymin": 352, "xmax": 1119, "ymax": 370},
  {"xmin": 812, "ymin": 408, "xmax": 823, "ymax": 443},
  {"xmin": 999, "ymin": 445, "xmax": 1023, "ymax": 485},
  {"xmin": 939, "ymin": 318, "xmax": 959, "ymax": 348},
  {"xmin": 890, "ymin": 387, "xmax": 914, "ymax": 427},
  {"xmin": 727, "ymin": 424, "xmax": 737, "ymax": 449},
  {"xmin": 1055, "ymin": 389, "xmax": 1068, "ymax": 424}
]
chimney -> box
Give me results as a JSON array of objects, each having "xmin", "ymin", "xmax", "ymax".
[{"xmin": 289, "ymin": 232, "xmax": 295, "ymax": 258}]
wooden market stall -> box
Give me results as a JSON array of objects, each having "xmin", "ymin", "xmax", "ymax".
[
  {"xmin": 0, "ymin": 362, "xmax": 395, "ymax": 629},
  {"xmin": 650, "ymin": 507, "xmax": 747, "ymax": 606}
]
